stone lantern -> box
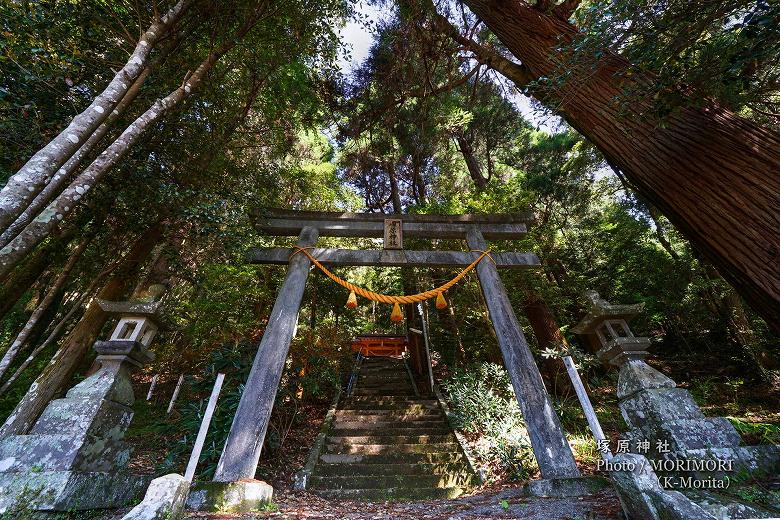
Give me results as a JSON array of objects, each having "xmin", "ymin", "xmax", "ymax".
[
  {"xmin": 0, "ymin": 299, "xmax": 164, "ymax": 513},
  {"xmin": 572, "ymin": 290, "xmax": 650, "ymax": 366},
  {"xmin": 573, "ymin": 291, "xmax": 779, "ymax": 480},
  {"xmin": 101, "ymin": 300, "xmax": 161, "ymax": 347}
]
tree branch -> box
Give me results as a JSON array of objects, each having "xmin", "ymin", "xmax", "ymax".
[
  {"xmin": 426, "ymin": 6, "xmax": 535, "ymax": 88},
  {"xmin": 553, "ymin": 0, "xmax": 581, "ymax": 21}
]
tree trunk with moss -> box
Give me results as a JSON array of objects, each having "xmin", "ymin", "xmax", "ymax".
[{"xmin": 0, "ymin": 0, "xmax": 190, "ymax": 230}]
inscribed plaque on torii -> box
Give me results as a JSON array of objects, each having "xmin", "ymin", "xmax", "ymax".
[{"xmin": 384, "ymin": 218, "xmax": 403, "ymax": 249}]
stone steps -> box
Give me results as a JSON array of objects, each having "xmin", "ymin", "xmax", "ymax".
[
  {"xmin": 356, "ymin": 375, "xmax": 410, "ymax": 381},
  {"xmin": 319, "ymin": 452, "xmax": 466, "ymax": 464},
  {"xmin": 330, "ymin": 427, "xmax": 453, "ymax": 436},
  {"xmin": 326, "ymin": 434, "xmax": 456, "ymax": 444},
  {"xmin": 339, "ymin": 399, "xmax": 438, "ymax": 410},
  {"xmin": 339, "ymin": 398, "xmax": 434, "ymax": 404},
  {"xmin": 315, "ymin": 462, "xmax": 470, "ymax": 476},
  {"xmin": 325, "ymin": 442, "xmax": 460, "ymax": 455},
  {"xmin": 314, "ymin": 487, "xmax": 464, "ymax": 501},
  {"xmin": 309, "ymin": 473, "xmax": 471, "ymax": 489},
  {"xmin": 351, "ymin": 389, "xmax": 416, "ymax": 396},
  {"xmin": 353, "ymin": 383, "xmax": 414, "ymax": 390},
  {"xmin": 334, "ymin": 410, "xmax": 444, "ymax": 419},
  {"xmin": 332, "ymin": 420, "xmax": 449, "ymax": 429},
  {"xmin": 334, "ymin": 415, "xmax": 446, "ymax": 423},
  {"xmin": 307, "ymin": 356, "xmax": 472, "ymax": 500}
]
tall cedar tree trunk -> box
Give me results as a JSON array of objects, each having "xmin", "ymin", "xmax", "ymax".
[
  {"xmin": 460, "ymin": 0, "xmax": 780, "ymax": 331},
  {"xmin": 522, "ymin": 289, "xmax": 573, "ymax": 396},
  {"xmin": 0, "ymin": 11, "xmax": 261, "ymax": 277},
  {"xmin": 456, "ymin": 135, "xmax": 488, "ymax": 188},
  {"xmin": 0, "ymin": 223, "xmax": 163, "ymax": 438},
  {"xmin": 0, "ymin": 236, "xmax": 90, "ymax": 379},
  {"xmin": 0, "ymin": 0, "xmax": 190, "ymax": 230}
]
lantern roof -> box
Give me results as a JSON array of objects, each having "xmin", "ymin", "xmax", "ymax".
[
  {"xmin": 571, "ymin": 291, "xmax": 644, "ymax": 335},
  {"xmin": 96, "ymin": 299, "xmax": 166, "ymax": 328}
]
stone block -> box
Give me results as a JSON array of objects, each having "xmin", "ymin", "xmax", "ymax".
[
  {"xmin": 685, "ymin": 489, "xmax": 780, "ymax": 519},
  {"xmin": 121, "ymin": 473, "xmax": 191, "ymax": 520},
  {"xmin": 65, "ymin": 361, "xmax": 137, "ymax": 406},
  {"xmin": 0, "ymin": 434, "xmax": 82, "ymax": 473},
  {"xmin": 657, "ymin": 418, "xmax": 740, "ymax": 452},
  {"xmin": 0, "ymin": 470, "xmax": 148, "ymax": 513},
  {"xmin": 521, "ymin": 476, "xmax": 610, "ymax": 497},
  {"xmin": 186, "ymin": 479, "xmax": 273, "ymax": 512},
  {"xmin": 31, "ymin": 395, "xmax": 133, "ymax": 438},
  {"xmin": 609, "ymin": 453, "xmax": 715, "ymax": 520},
  {"xmin": 0, "ymin": 430, "xmax": 132, "ymax": 475},
  {"xmin": 620, "ymin": 388, "xmax": 705, "ymax": 428},
  {"xmin": 680, "ymin": 445, "xmax": 780, "ymax": 479},
  {"xmin": 626, "ymin": 418, "xmax": 742, "ymax": 458},
  {"xmin": 0, "ymin": 337, "xmax": 155, "ymax": 513},
  {"xmin": 616, "ymin": 359, "xmax": 676, "ymax": 399}
]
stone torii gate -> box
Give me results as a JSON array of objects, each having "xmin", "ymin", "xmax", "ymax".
[{"xmin": 212, "ymin": 209, "xmax": 580, "ymax": 492}]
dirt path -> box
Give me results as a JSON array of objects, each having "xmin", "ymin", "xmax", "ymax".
[{"xmin": 187, "ymin": 487, "xmax": 624, "ymax": 519}]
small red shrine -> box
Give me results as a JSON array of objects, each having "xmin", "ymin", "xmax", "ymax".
[{"xmin": 350, "ymin": 335, "xmax": 408, "ymax": 357}]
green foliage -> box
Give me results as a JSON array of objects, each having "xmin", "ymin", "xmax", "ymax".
[
  {"xmin": 442, "ymin": 363, "xmax": 535, "ymax": 480},
  {"xmin": 0, "ymin": 1, "xmax": 128, "ymax": 182},
  {"xmin": 571, "ymin": 0, "xmax": 780, "ymax": 127},
  {"xmin": 733, "ymin": 485, "xmax": 780, "ymax": 507},
  {"xmin": 728, "ymin": 417, "xmax": 780, "ymax": 445}
]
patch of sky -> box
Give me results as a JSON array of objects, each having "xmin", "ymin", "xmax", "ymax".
[
  {"xmin": 336, "ymin": 1, "xmax": 565, "ymax": 134},
  {"xmin": 332, "ymin": 1, "xmax": 613, "ymax": 187}
]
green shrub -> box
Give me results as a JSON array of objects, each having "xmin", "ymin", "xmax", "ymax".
[
  {"xmin": 158, "ymin": 335, "xmax": 349, "ymax": 479},
  {"xmin": 442, "ymin": 363, "xmax": 535, "ymax": 480}
]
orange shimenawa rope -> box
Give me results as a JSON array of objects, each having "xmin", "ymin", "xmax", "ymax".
[{"xmin": 289, "ymin": 246, "xmax": 493, "ymax": 305}]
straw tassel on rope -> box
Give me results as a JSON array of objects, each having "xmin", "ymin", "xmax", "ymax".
[
  {"xmin": 346, "ymin": 290, "xmax": 358, "ymax": 309},
  {"xmin": 390, "ymin": 303, "xmax": 404, "ymax": 322}
]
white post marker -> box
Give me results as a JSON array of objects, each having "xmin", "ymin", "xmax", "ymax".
[
  {"xmin": 184, "ymin": 373, "xmax": 225, "ymax": 482},
  {"xmin": 146, "ymin": 374, "xmax": 158, "ymax": 401},
  {"xmin": 417, "ymin": 302, "xmax": 435, "ymax": 392},
  {"xmin": 167, "ymin": 374, "xmax": 185, "ymax": 415},
  {"xmin": 562, "ymin": 355, "xmax": 613, "ymax": 461}
]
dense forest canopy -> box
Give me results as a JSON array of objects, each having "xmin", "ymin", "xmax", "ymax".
[{"xmin": 0, "ymin": 0, "xmax": 778, "ymax": 492}]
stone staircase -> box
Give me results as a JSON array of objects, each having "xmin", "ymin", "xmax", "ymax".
[{"xmin": 308, "ymin": 356, "xmax": 473, "ymax": 500}]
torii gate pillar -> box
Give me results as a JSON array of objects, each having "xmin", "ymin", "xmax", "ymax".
[
  {"xmin": 467, "ymin": 227, "xmax": 580, "ymax": 479},
  {"xmin": 213, "ymin": 226, "xmax": 319, "ymax": 482}
]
